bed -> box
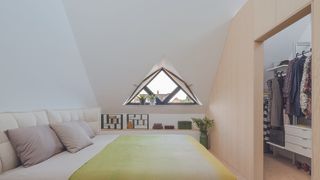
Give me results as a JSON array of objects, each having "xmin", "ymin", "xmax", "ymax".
[
  {"xmin": 70, "ymin": 135, "xmax": 236, "ymax": 180},
  {"xmin": 0, "ymin": 134, "xmax": 118, "ymax": 180},
  {"xmin": 0, "ymin": 108, "xmax": 236, "ymax": 180}
]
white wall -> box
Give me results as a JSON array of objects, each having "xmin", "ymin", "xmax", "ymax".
[
  {"xmin": 0, "ymin": 0, "xmax": 97, "ymax": 111},
  {"xmin": 104, "ymin": 113, "xmax": 204, "ymax": 130},
  {"xmin": 62, "ymin": 0, "xmax": 247, "ymax": 114},
  {"xmin": 103, "ymin": 113, "xmax": 204, "ymax": 139}
]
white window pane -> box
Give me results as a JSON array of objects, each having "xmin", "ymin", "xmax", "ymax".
[
  {"xmin": 169, "ymin": 90, "xmax": 194, "ymax": 103},
  {"xmin": 147, "ymin": 71, "xmax": 177, "ymax": 101},
  {"xmin": 140, "ymin": 90, "xmax": 148, "ymax": 95}
]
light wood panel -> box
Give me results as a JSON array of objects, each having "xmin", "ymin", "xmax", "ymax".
[
  {"xmin": 254, "ymin": 0, "xmax": 312, "ymax": 40},
  {"xmin": 206, "ymin": 2, "xmax": 255, "ymax": 179},
  {"xmin": 311, "ymin": 0, "xmax": 320, "ymax": 179},
  {"xmin": 253, "ymin": 42, "xmax": 264, "ymax": 180},
  {"xmin": 207, "ymin": 0, "xmax": 318, "ymax": 179},
  {"xmin": 255, "ymin": 5, "xmax": 311, "ymax": 42},
  {"xmin": 253, "ymin": 0, "xmax": 276, "ymax": 39},
  {"xmin": 264, "ymin": 154, "xmax": 309, "ymax": 180},
  {"xmin": 276, "ymin": 0, "xmax": 311, "ymax": 23}
]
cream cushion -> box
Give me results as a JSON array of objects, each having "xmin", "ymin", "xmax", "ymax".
[
  {"xmin": 0, "ymin": 108, "xmax": 100, "ymax": 174},
  {"xmin": 50, "ymin": 122, "xmax": 93, "ymax": 153},
  {"xmin": 6, "ymin": 125, "xmax": 64, "ymax": 167},
  {"xmin": 0, "ymin": 111, "xmax": 49, "ymax": 173}
]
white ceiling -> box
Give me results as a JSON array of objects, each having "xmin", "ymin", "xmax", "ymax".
[{"xmin": 62, "ymin": 0, "xmax": 247, "ymax": 113}]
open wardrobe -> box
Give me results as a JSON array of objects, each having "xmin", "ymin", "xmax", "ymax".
[{"xmin": 263, "ymin": 14, "xmax": 312, "ymax": 180}]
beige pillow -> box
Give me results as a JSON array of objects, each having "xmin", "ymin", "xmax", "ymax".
[
  {"xmin": 6, "ymin": 125, "xmax": 64, "ymax": 167},
  {"xmin": 50, "ymin": 122, "xmax": 93, "ymax": 153},
  {"xmin": 76, "ymin": 120, "xmax": 95, "ymax": 138}
]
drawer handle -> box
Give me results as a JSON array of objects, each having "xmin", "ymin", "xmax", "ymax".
[
  {"xmin": 302, "ymin": 138, "xmax": 308, "ymax": 140},
  {"xmin": 302, "ymin": 146, "xmax": 308, "ymax": 149},
  {"xmin": 301, "ymin": 129, "xmax": 308, "ymax": 131}
]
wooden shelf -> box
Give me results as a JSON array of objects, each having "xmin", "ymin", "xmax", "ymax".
[
  {"xmin": 266, "ymin": 141, "xmax": 285, "ymax": 149},
  {"xmin": 266, "ymin": 64, "xmax": 288, "ymax": 72},
  {"xmin": 99, "ymin": 129, "xmax": 200, "ymax": 140},
  {"xmin": 101, "ymin": 129, "xmax": 198, "ymax": 132}
]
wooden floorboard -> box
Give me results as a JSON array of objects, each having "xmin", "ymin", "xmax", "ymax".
[{"xmin": 264, "ymin": 154, "xmax": 310, "ymax": 180}]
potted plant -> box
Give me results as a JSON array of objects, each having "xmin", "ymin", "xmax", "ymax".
[
  {"xmin": 191, "ymin": 117, "xmax": 214, "ymax": 149},
  {"xmin": 148, "ymin": 94, "xmax": 157, "ymax": 105},
  {"xmin": 137, "ymin": 94, "xmax": 147, "ymax": 105}
]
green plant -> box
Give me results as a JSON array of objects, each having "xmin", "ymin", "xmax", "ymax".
[
  {"xmin": 191, "ymin": 117, "xmax": 214, "ymax": 133},
  {"xmin": 192, "ymin": 117, "xmax": 214, "ymax": 149},
  {"xmin": 148, "ymin": 94, "xmax": 157, "ymax": 100},
  {"xmin": 137, "ymin": 94, "xmax": 147, "ymax": 104},
  {"xmin": 147, "ymin": 94, "xmax": 157, "ymax": 105}
]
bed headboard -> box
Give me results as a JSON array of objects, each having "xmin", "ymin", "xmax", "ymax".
[
  {"xmin": 0, "ymin": 107, "xmax": 100, "ymax": 174},
  {"xmin": 47, "ymin": 108, "xmax": 101, "ymax": 134},
  {"xmin": 0, "ymin": 110, "xmax": 49, "ymax": 174}
]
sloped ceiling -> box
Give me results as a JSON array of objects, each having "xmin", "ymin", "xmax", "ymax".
[{"xmin": 62, "ymin": 0, "xmax": 246, "ymax": 113}]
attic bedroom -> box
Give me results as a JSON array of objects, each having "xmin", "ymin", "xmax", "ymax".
[{"xmin": 0, "ymin": 0, "xmax": 319, "ymax": 180}]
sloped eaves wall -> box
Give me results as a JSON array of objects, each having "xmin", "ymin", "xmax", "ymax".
[
  {"xmin": 0, "ymin": 0, "xmax": 97, "ymax": 111},
  {"xmin": 206, "ymin": 1, "xmax": 255, "ymax": 179}
]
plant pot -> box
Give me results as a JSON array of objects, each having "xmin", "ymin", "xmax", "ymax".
[
  {"xmin": 149, "ymin": 99, "xmax": 156, "ymax": 105},
  {"xmin": 140, "ymin": 99, "xmax": 146, "ymax": 105},
  {"xmin": 200, "ymin": 131, "xmax": 209, "ymax": 149}
]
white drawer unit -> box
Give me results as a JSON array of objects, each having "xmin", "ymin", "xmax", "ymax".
[
  {"xmin": 285, "ymin": 125, "xmax": 312, "ymax": 138},
  {"xmin": 284, "ymin": 125, "xmax": 312, "ymax": 158},
  {"xmin": 285, "ymin": 142, "xmax": 312, "ymax": 158},
  {"xmin": 285, "ymin": 134, "xmax": 312, "ymax": 148}
]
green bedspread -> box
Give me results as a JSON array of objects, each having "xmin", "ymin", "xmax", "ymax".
[{"xmin": 70, "ymin": 135, "xmax": 236, "ymax": 180}]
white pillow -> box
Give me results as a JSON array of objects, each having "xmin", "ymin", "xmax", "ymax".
[{"xmin": 50, "ymin": 122, "xmax": 93, "ymax": 153}]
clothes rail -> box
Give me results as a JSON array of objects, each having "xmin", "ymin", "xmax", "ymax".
[{"xmin": 295, "ymin": 48, "xmax": 312, "ymax": 58}]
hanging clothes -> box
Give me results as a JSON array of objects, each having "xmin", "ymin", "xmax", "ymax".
[
  {"xmin": 264, "ymin": 96, "xmax": 272, "ymax": 152},
  {"xmin": 271, "ymin": 77, "xmax": 283, "ymax": 127},
  {"xmin": 300, "ymin": 56, "xmax": 312, "ymax": 118},
  {"xmin": 278, "ymin": 74, "xmax": 286, "ymax": 106},
  {"xmin": 283, "ymin": 110, "xmax": 290, "ymax": 124},
  {"xmin": 290, "ymin": 56, "xmax": 307, "ymax": 117},
  {"xmin": 284, "ymin": 58, "xmax": 297, "ymax": 115},
  {"xmin": 263, "ymin": 97, "xmax": 271, "ymax": 142}
]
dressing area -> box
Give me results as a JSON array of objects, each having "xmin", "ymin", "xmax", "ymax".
[{"xmin": 263, "ymin": 14, "xmax": 312, "ymax": 180}]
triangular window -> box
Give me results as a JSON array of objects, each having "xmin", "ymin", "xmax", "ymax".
[{"xmin": 124, "ymin": 67, "xmax": 201, "ymax": 105}]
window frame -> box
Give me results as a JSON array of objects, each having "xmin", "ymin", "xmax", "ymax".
[{"xmin": 125, "ymin": 67, "xmax": 200, "ymax": 105}]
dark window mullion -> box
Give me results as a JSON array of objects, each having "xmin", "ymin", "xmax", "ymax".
[
  {"xmin": 144, "ymin": 87, "xmax": 162, "ymax": 103},
  {"xmin": 127, "ymin": 69, "xmax": 162, "ymax": 104},
  {"xmin": 143, "ymin": 87, "xmax": 153, "ymax": 95},
  {"xmin": 163, "ymin": 87, "xmax": 181, "ymax": 104},
  {"xmin": 163, "ymin": 69, "xmax": 198, "ymax": 103}
]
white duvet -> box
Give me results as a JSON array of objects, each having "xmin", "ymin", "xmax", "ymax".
[{"xmin": 0, "ymin": 135, "xmax": 118, "ymax": 180}]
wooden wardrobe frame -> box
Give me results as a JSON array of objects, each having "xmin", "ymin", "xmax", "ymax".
[{"xmin": 253, "ymin": 0, "xmax": 320, "ymax": 179}]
